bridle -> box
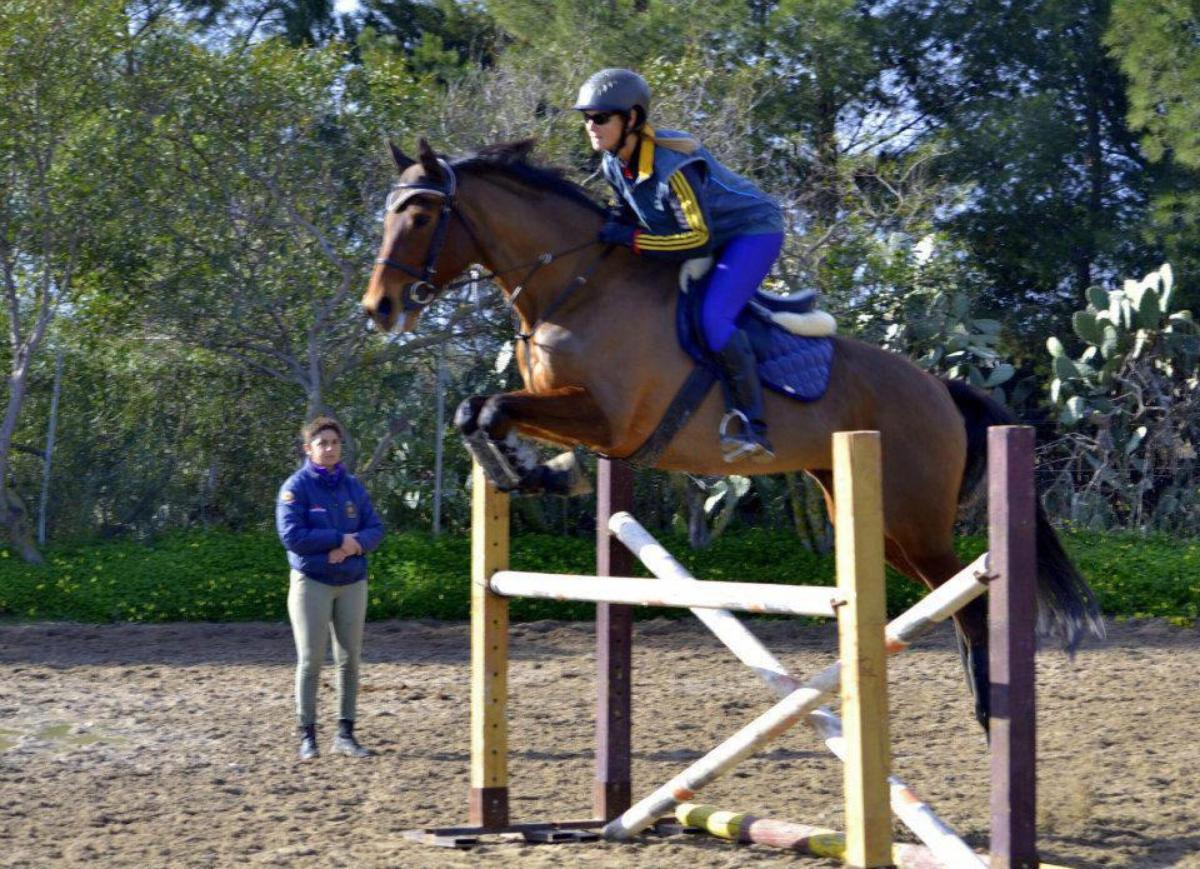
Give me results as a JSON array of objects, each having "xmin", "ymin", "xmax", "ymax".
[
  {"xmin": 375, "ymin": 158, "xmax": 460, "ymax": 313},
  {"xmin": 374, "ymin": 159, "xmax": 605, "ymax": 321}
]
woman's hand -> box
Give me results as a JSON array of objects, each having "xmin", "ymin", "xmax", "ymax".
[
  {"xmin": 341, "ymin": 534, "xmax": 363, "ymax": 556},
  {"xmin": 328, "ymin": 534, "xmax": 363, "ymax": 564}
]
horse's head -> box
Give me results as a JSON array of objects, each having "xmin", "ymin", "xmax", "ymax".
[{"xmin": 363, "ymin": 139, "xmax": 477, "ymax": 333}]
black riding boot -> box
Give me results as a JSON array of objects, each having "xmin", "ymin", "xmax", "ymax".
[{"xmin": 713, "ymin": 330, "xmax": 774, "ymax": 464}]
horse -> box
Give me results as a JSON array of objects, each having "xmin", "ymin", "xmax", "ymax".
[{"xmin": 362, "ymin": 138, "xmax": 1104, "ymax": 730}]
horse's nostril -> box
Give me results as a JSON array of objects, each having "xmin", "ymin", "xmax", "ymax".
[{"xmin": 376, "ymin": 297, "xmax": 393, "ymax": 319}]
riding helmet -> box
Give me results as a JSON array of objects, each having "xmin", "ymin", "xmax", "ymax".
[{"xmin": 573, "ymin": 68, "xmax": 651, "ymax": 118}]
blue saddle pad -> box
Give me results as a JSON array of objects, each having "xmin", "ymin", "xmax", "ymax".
[{"xmin": 677, "ymin": 285, "xmax": 833, "ymax": 402}]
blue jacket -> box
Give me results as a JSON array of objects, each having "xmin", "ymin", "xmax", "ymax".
[
  {"xmin": 600, "ymin": 126, "xmax": 783, "ymax": 258},
  {"xmin": 276, "ymin": 462, "xmax": 385, "ymax": 585}
]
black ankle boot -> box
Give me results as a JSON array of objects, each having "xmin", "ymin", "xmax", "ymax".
[
  {"xmin": 712, "ymin": 330, "xmax": 774, "ymax": 463},
  {"xmin": 297, "ymin": 724, "xmax": 318, "ymax": 761}
]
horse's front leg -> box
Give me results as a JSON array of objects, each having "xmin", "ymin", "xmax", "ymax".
[{"xmin": 454, "ymin": 387, "xmax": 609, "ymax": 496}]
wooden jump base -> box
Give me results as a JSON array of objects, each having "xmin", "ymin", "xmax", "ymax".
[{"xmin": 406, "ymin": 427, "xmax": 1040, "ymax": 869}]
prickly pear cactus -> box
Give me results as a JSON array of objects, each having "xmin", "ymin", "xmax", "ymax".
[{"xmin": 1045, "ymin": 264, "xmax": 1200, "ymax": 529}]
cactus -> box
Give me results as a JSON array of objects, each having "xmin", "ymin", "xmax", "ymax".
[
  {"xmin": 861, "ymin": 233, "xmax": 1019, "ymax": 404},
  {"xmin": 1044, "ymin": 264, "xmax": 1200, "ymax": 530}
]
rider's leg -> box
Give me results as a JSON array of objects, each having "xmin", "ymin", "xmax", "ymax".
[{"xmin": 700, "ymin": 232, "xmax": 784, "ymax": 463}]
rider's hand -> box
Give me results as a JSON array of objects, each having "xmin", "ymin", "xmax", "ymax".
[
  {"xmin": 328, "ymin": 547, "xmax": 348, "ymax": 564},
  {"xmin": 599, "ymin": 217, "xmax": 638, "ymax": 248}
]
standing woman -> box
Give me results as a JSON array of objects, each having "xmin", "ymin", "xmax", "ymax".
[
  {"xmin": 277, "ymin": 417, "xmax": 384, "ymax": 761},
  {"xmin": 575, "ymin": 68, "xmax": 785, "ymax": 463}
]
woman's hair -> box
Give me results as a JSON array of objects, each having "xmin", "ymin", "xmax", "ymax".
[{"xmin": 302, "ymin": 416, "xmax": 343, "ymax": 443}]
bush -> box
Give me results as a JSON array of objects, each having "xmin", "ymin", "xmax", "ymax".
[{"xmin": 0, "ymin": 527, "xmax": 1193, "ymax": 625}]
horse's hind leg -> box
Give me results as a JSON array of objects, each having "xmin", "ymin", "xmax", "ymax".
[
  {"xmin": 897, "ymin": 545, "xmax": 990, "ymax": 732},
  {"xmin": 812, "ymin": 469, "xmax": 989, "ymax": 729}
]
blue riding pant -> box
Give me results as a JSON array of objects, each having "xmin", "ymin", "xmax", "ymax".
[{"xmin": 700, "ymin": 232, "xmax": 784, "ymax": 351}]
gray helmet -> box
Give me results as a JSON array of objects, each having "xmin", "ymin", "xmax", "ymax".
[{"xmin": 573, "ymin": 68, "xmax": 651, "ymax": 117}]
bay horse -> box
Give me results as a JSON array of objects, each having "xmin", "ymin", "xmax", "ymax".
[{"xmin": 363, "ymin": 138, "xmax": 1104, "ymax": 729}]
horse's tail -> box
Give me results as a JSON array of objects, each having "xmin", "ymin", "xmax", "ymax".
[{"xmin": 943, "ymin": 379, "xmax": 1106, "ymax": 653}]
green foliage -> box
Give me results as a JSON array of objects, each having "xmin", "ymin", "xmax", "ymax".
[
  {"xmin": 1106, "ymin": 0, "xmax": 1200, "ymax": 170},
  {"xmin": 0, "ymin": 527, "xmax": 1193, "ymax": 625},
  {"xmin": 880, "ymin": 0, "xmax": 1152, "ymax": 335},
  {"xmin": 1044, "ymin": 264, "xmax": 1200, "ymax": 530},
  {"xmin": 1064, "ymin": 529, "xmax": 1200, "ymax": 624},
  {"xmin": 0, "ymin": 526, "xmax": 927, "ymax": 622},
  {"xmin": 1106, "ymin": 0, "xmax": 1200, "ymax": 310},
  {"xmin": 852, "ymin": 231, "xmax": 1022, "ymax": 404}
]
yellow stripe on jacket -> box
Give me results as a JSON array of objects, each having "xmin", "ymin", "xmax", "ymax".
[{"xmin": 635, "ymin": 171, "xmax": 711, "ymax": 252}]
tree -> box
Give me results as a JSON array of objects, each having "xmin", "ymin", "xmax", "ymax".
[
  {"xmin": 881, "ymin": 0, "xmax": 1156, "ymax": 348},
  {"xmin": 1106, "ymin": 0, "xmax": 1200, "ymax": 310},
  {"xmin": 1106, "ymin": 0, "xmax": 1200, "ymax": 169},
  {"xmin": 0, "ymin": 0, "xmax": 131, "ymax": 560}
]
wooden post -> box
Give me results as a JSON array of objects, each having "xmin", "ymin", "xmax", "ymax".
[
  {"xmin": 594, "ymin": 458, "xmax": 634, "ymax": 820},
  {"xmin": 470, "ymin": 462, "xmax": 509, "ymax": 828},
  {"xmin": 988, "ymin": 426, "xmax": 1038, "ymax": 868},
  {"xmin": 833, "ymin": 431, "xmax": 892, "ymax": 869}
]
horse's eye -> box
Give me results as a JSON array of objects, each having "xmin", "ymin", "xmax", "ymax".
[{"xmin": 412, "ymin": 213, "xmax": 431, "ymax": 228}]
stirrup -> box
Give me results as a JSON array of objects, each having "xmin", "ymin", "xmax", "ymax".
[{"xmin": 718, "ymin": 410, "xmax": 774, "ymax": 464}]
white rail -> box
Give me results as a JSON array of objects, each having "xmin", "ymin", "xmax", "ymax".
[{"xmin": 488, "ymin": 571, "xmax": 840, "ymax": 618}]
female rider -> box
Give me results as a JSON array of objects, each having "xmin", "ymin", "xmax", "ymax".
[{"xmin": 575, "ymin": 68, "xmax": 784, "ymax": 463}]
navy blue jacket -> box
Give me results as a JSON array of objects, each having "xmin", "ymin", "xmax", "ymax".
[
  {"xmin": 600, "ymin": 126, "xmax": 783, "ymax": 259},
  {"xmin": 276, "ymin": 462, "xmax": 385, "ymax": 585}
]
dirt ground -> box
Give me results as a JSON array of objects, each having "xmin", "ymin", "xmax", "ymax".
[{"xmin": 1, "ymin": 616, "xmax": 1197, "ymax": 868}]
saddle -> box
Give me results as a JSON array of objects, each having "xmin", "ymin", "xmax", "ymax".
[
  {"xmin": 616, "ymin": 259, "xmax": 835, "ymax": 468},
  {"xmin": 677, "ymin": 257, "xmax": 835, "ymax": 402}
]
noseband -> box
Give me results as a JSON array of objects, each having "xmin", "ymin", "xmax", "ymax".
[{"xmin": 375, "ymin": 159, "xmax": 459, "ymax": 313}]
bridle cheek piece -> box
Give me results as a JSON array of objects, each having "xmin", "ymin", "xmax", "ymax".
[{"xmin": 375, "ymin": 159, "xmax": 459, "ymax": 313}]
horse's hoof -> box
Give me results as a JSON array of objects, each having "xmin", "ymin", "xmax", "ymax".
[
  {"xmin": 453, "ymin": 396, "xmax": 488, "ymax": 435},
  {"xmin": 543, "ymin": 451, "xmax": 593, "ymax": 497}
]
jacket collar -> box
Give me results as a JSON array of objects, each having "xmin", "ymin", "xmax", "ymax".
[
  {"xmin": 304, "ymin": 459, "xmax": 345, "ymax": 488},
  {"xmin": 635, "ymin": 124, "xmax": 656, "ymax": 184}
]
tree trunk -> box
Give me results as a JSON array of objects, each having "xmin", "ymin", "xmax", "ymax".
[
  {"xmin": 2, "ymin": 485, "xmax": 41, "ymax": 563},
  {"xmin": 37, "ymin": 348, "xmax": 63, "ymax": 546},
  {"xmin": 0, "ymin": 363, "xmax": 42, "ymax": 562},
  {"xmin": 432, "ymin": 351, "xmax": 446, "ymax": 535}
]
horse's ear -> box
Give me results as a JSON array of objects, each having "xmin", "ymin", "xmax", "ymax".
[
  {"xmin": 417, "ymin": 137, "xmax": 442, "ymax": 178},
  {"xmin": 510, "ymin": 138, "xmax": 537, "ymax": 162},
  {"xmin": 388, "ymin": 139, "xmax": 415, "ymax": 172}
]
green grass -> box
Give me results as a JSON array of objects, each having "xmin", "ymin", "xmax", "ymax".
[{"xmin": 0, "ymin": 527, "xmax": 1194, "ymax": 625}]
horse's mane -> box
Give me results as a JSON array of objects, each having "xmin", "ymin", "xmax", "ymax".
[{"xmin": 452, "ymin": 140, "xmax": 606, "ymax": 215}]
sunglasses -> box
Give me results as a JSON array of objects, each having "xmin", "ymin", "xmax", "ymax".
[{"xmin": 583, "ymin": 111, "xmax": 617, "ymax": 126}]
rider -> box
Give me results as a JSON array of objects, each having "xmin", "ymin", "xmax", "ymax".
[{"xmin": 575, "ymin": 68, "xmax": 784, "ymax": 463}]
